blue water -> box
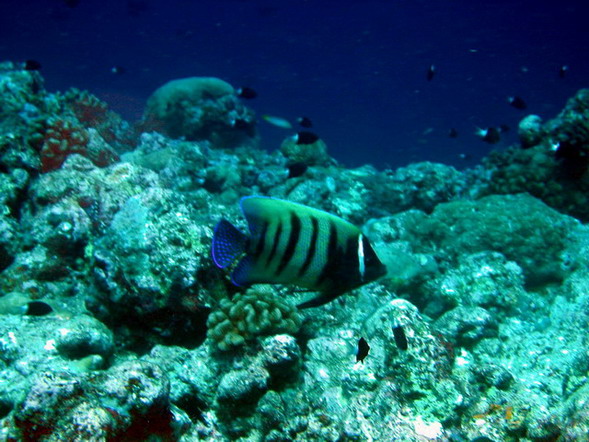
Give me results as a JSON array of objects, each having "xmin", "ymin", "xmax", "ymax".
[{"xmin": 1, "ymin": 0, "xmax": 588, "ymax": 169}]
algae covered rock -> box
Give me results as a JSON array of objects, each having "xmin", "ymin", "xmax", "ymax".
[
  {"xmin": 10, "ymin": 360, "xmax": 175, "ymax": 441},
  {"xmin": 423, "ymin": 251, "xmax": 525, "ymax": 317},
  {"xmin": 518, "ymin": 114, "xmax": 544, "ymax": 148},
  {"xmin": 216, "ymin": 367, "xmax": 269, "ymax": 408},
  {"xmin": 434, "ymin": 305, "xmax": 497, "ymax": 347},
  {"xmin": 142, "ymin": 76, "xmax": 257, "ymax": 148},
  {"xmin": 374, "ymin": 161, "xmax": 466, "ymax": 214},
  {"xmin": 408, "ymin": 193, "xmax": 577, "ymax": 286},
  {"xmin": 55, "ymin": 315, "xmax": 114, "ymax": 360}
]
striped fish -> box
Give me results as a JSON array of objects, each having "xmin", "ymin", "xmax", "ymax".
[{"xmin": 212, "ymin": 196, "xmax": 386, "ymax": 308}]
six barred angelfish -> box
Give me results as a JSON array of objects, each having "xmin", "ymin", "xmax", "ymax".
[{"xmin": 212, "ymin": 196, "xmax": 387, "ymax": 309}]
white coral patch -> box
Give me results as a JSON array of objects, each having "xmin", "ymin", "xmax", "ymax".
[{"xmin": 413, "ymin": 416, "xmax": 443, "ymax": 439}]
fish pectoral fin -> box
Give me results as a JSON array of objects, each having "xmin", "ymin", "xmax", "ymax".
[{"xmin": 297, "ymin": 291, "xmax": 342, "ymax": 309}]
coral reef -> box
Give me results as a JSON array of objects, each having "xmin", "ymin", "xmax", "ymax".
[
  {"xmin": 479, "ymin": 89, "xmax": 589, "ymax": 221},
  {"xmin": 1, "ymin": 62, "xmax": 589, "ymax": 440}
]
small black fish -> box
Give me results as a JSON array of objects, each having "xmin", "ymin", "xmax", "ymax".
[
  {"xmin": 426, "ymin": 64, "xmax": 436, "ymax": 81},
  {"xmin": 393, "ymin": 326, "xmax": 408, "ymax": 350},
  {"xmin": 508, "ymin": 96, "xmax": 527, "ymax": 110},
  {"xmin": 297, "ymin": 116, "xmax": 313, "ymax": 128},
  {"xmin": 458, "ymin": 153, "xmax": 471, "ymax": 161},
  {"xmin": 26, "ymin": 301, "xmax": 53, "ymax": 316},
  {"xmin": 498, "ymin": 124, "xmax": 510, "ymax": 133},
  {"xmin": 23, "ymin": 60, "xmax": 42, "ymax": 71},
  {"xmin": 111, "ymin": 66, "xmax": 126, "ymax": 75},
  {"xmin": 448, "ymin": 128, "xmax": 458, "ymax": 138},
  {"xmin": 236, "ymin": 87, "xmax": 258, "ymax": 99},
  {"xmin": 559, "ymin": 65, "xmax": 569, "ymax": 78},
  {"xmin": 476, "ymin": 127, "xmax": 501, "ymax": 144},
  {"xmin": 230, "ymin": 118, "xmax": 250, "ymax": 130},
  {"xmin": 63, "ymin": 0, "xmax": 80, "ymax": 7},
  {"xmin": 287, "ymin": 162, "xmax": 308, "ymax": 178},
  {"xmin": 554, "ymin": 141, "xmax": 589, "ymax": 179},
  {"xmin": 356, "ymin": 337, "xmax": 370, "ymax": 363},
  {"xmin": 295, "ymin": 131, "xmax": 320, "ymax": 145}
]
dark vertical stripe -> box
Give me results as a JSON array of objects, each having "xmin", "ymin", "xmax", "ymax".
[
  {"xmin": 298, "ymin": 216, "xmax": 319, "ymax": 277},
  {"xmin": 253, "ymin": 221, "xmax": 268, "ymax": 258},
  {"xmin": 275, "ymin": 212, "xmax": 302, "ymax": 276},
  {"xmin": 266, "ymin": 220, "xmax": 282, "ymax": 266},
  {"xmin": 315, "ymin": 221, "xmax": 338, "ymax": 286}
]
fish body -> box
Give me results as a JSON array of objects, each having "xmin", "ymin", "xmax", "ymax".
[
  {"xmin": 508, "ymin": 96, "xmax": 527, "ymax": 110},
  {"xmin": 475, "ymin": 127, "xmax": 501, "ymax": 144},
  {"xmin": 237, "ymin": 87, "xmax": 258, "ymax": 99},
  {"xmin": 111, "ymin": 66, "xmax": 126, "ymax": 75},
  {"xmin": 23, "ymin": 60, "xmax": 42, "ymax": 71},
  {"xmin": 26, "ymin": 301, "xmax": 53, "ymax": 316},
  {"xmin": 294, "ymin": 131, "xmax": 319, "ymax": 145},
  {"xmin": 287, "ymin": 162, "xmax": 308, "ymax": 178},
  {"xmin": 262, "ymin": 115, "xmax": 292, "ymax": 129},
  {"xmin": 393, "ymin": 325, "xmax": 408, "ymax": 350},
  {"xmin": 426, "ymin": 64, "xmax": 436, "ymax": 81},
  {"xmin": 356, "ymin": 337, "xmax": 370, "ymax": 363},
  {"xmin": 297, "ymin": 116, "xmax": 313, "ymax": 128},
  {"xmin": 212, "ymin": 196, "xmax": 386, "ymax": 308}
]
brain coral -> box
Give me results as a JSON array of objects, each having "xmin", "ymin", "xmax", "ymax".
[
  {"xmin": 207, "ymin": 286, "xmax": 302, "ymax": 351},
  {"xmin": 406, "ymin": 193, "xmax": 578, "ymax": 286},
  {"xmin": 142, "ymin": 77, "xmax": 257, "ymax": 148}
]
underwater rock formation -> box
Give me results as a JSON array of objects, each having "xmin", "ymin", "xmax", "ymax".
[{"xmin": 480, "ymin": 88, "xmax": 589, "ymax": 221}]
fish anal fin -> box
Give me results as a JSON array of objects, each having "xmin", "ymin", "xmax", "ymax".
[{"xmin": 231, "ymin": 255, "xmax": 256, "ymax": 287}]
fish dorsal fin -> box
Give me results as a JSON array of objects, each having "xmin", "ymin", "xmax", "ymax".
[{"xmin": 239, "ymin": 196, "xmax": 360, "ymax": 235}]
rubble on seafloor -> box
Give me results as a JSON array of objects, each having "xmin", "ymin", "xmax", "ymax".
[{"xmin": 0, "ymin": 60, "xmax": 588, "ymax": 440}]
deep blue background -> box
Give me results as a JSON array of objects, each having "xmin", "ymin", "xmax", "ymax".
[{"xmin": 1, "ymin": 0, "xmax": 588, "ymax": 169}]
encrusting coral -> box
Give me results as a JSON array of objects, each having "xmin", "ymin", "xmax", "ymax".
[{"xmin": 207, "ymin": 286, "xmax": 302, "ymax": 351}]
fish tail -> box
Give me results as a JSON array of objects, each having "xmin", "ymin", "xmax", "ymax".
[{"xmin": 212, "ymin": 219, "xmax": 248, "ymax": 268}]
